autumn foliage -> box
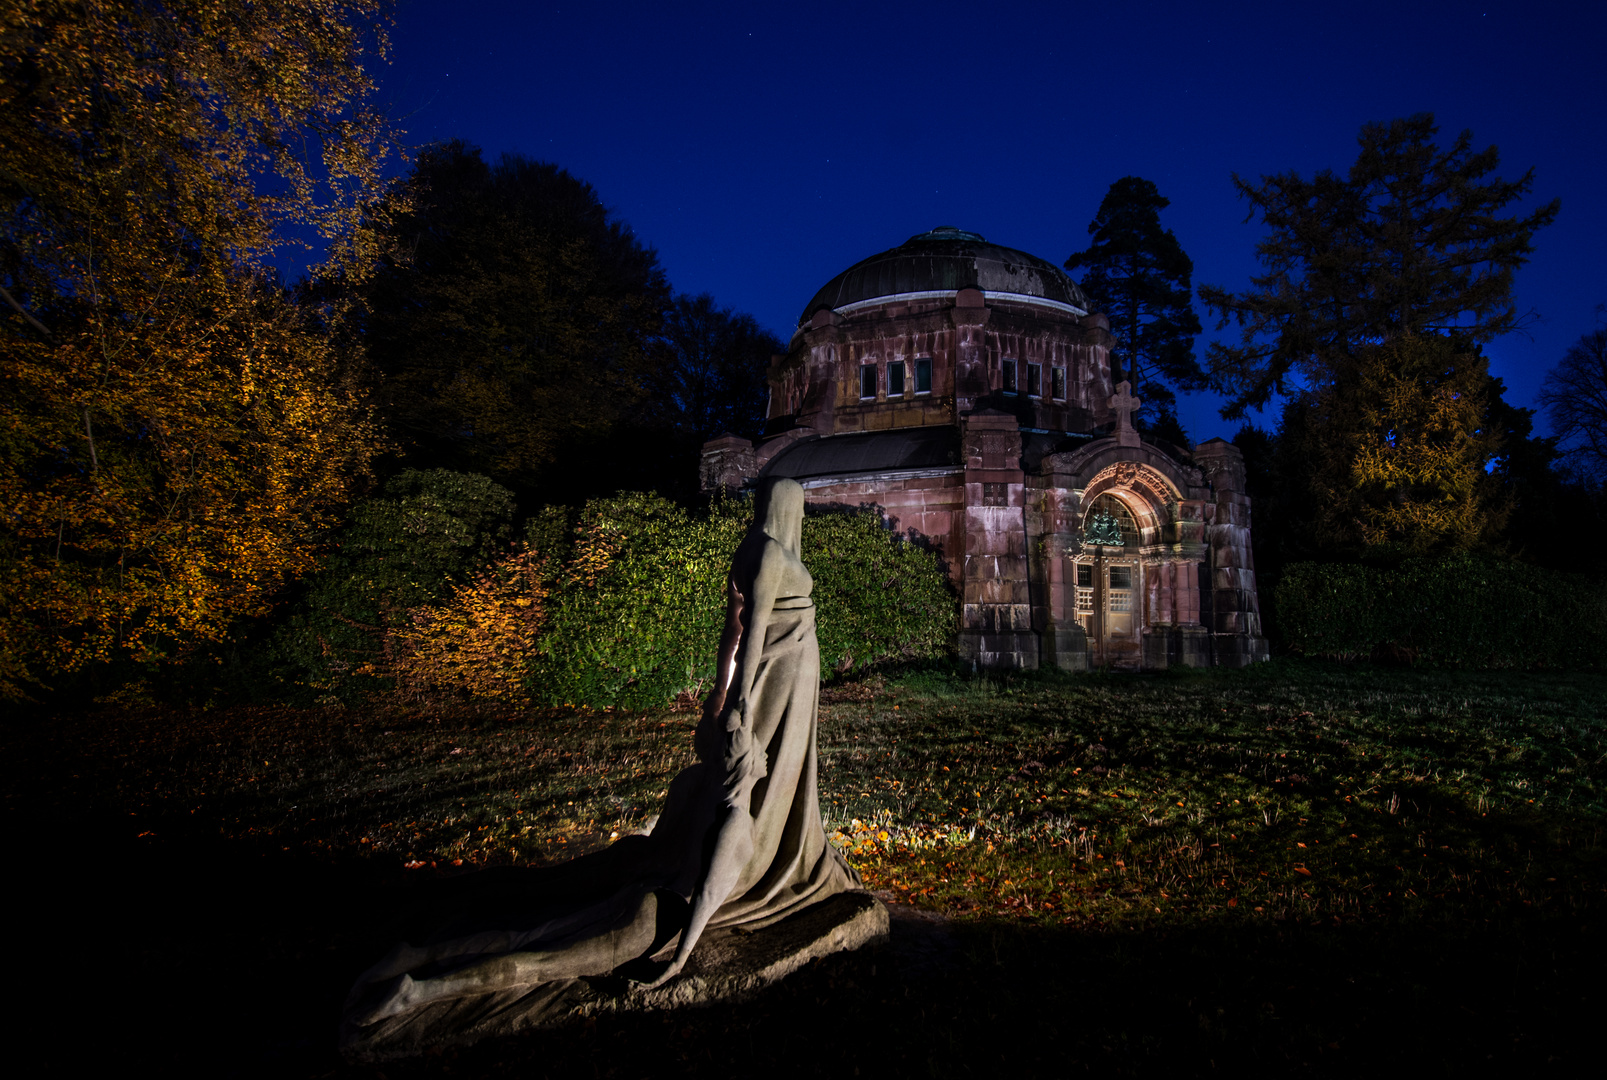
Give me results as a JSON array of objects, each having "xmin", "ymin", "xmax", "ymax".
[
  {"xmin": 0, "ymin": 0, "xmax": 401, "ymax": 697},
  {"xmin": 392, "ymin": 546, "xmax": 551, "ymax": 702},
  {"xmin": 1291, "ymin": 335, "xmax": 1511, "ymax": 556}
]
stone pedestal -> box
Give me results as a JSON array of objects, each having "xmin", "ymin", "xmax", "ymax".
[
  {"xmin": 1042, "ymin": 623, "xmax": 1090, "ymax": 671},
  {"xmin": 699, "ymin": 434, "xmax": 756, "ymax": 495}
]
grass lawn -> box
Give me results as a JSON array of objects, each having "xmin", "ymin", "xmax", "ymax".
[{"xmin": 8, "ymin": 659, "xmax": 1606, "ymax": 1075}]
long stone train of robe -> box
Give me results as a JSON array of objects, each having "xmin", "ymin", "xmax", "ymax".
[{"xmin": 340, "ymin": 479, "xmax": 867, "ymax": 1055}]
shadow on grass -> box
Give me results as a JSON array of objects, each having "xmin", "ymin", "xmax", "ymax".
[{"xmin": 17, "ymin": 811, "xmax": 1602, "ymax": 1078}]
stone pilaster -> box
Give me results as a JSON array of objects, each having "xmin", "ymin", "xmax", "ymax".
[
  {"xmin": 1193, "ymin": 438, "xmax": 1269, "ymax": 667},
  {"xmin": 1025, "ymin": 485, "xmax": 1087, "ymax": 671},
  {"xmin": 950, "ymin": 288, "xmax": 991, "ymax": 416},
  {"xmin": 959, "ymin": 410, "xmax": 1036, "ymax": 668}
]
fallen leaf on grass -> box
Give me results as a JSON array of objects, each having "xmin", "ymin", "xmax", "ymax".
[{"xmin": 1294, "ymin": 866, "xmax": 1312, "ymax": 877}]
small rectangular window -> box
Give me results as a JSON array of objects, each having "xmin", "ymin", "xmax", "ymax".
[
  {"xmin": 1076, "ymin": 563, "xmax": 1093, "ymax": 587},
  {"xmin": 1109, "ymin": 566, "xmax": 1132, "ymax": 589},
  {"xmin": 915, "ymin": 357, "xmax": 932, "ymax": 393},
  {"xmin": 860, "ymin": 364, "xmax": 876, "ymax": 399},
  {"xmin": 982, "ymin": 482, "xmax": 1008, "ymax": 507},
  {"xmin": 887, "ymin": 360, "xmax": 906, "ymax": 397},
  {"xmin": 1002, "ymin": 359, "xmax": 1017, "ymax": 394},
  {"xmin": 1052, "ymin": 366, "xmax": 1066, "ymax": 400},
  {"xmin": 1027, "ymin": 362, "xmax": 1042, "ymax": 397}
]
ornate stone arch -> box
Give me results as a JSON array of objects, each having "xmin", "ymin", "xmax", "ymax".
[{"xmin": 1079, "ymin": 461, "xmax": 1177, "ymax": 547}]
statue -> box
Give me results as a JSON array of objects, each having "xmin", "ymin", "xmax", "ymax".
[{"xmin": 342, "ymin": 478, "xmax": 869, "ymax": 1051}]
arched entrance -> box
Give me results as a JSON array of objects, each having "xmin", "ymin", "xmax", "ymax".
[{"xmin": 1075, "ymin": 493, "xmax": 1144, "ymax": 667}]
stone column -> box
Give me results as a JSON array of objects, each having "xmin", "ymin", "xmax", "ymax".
[
  {"xmin": 959, "ymin": 410, "xmax": 1036, "ymax": 669},
  {"xmin": 1193, "ymin": 438, "xmax": 1269, "ymax": 667}
]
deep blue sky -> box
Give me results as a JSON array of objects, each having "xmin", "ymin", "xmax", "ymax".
[{"xmin": 374, "ymin": 0, "xmax": 1605, "ymax": 443}]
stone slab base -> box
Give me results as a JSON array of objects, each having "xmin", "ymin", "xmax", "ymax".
[
  {"xmin": 340, "ymin": 889, "xmax": 889, "ymax": 1060},
  {"xmin": 1042, "ymin": 625, "xmax": 1089, "ymax": 672},
  {"xmin": 1142, "ymin": 626, "xmax": 1213, "ymax": 670},
  {"xmin": 958, "ymin": 629, "xmax": 1040, "ymax": 669},
  {"xmin": 1213, "ymin": 634, "xmax": 1270, "ymax": 668}
]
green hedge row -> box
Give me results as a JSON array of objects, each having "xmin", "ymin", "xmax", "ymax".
[
  {"xmin": 1275, "ymin": 552, "xmax": 1607, "ymax": 669},
  {"xmin": 528, "ymin": 492, "xmax": 956, "ymax": 708}
]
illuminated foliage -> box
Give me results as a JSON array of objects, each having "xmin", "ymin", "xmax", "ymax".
[
  {"xmin": 392, "ymin": 546, "xmax": 550, "ymax": 702},
  {"xmin": 527, "ymin": 493, "xmax": 957, "ymax": 709},
  {"xmin": 1286, "ymin": 335, "xmax": 1510, "ymax": 557},
  {"xmin": 0, "ymin": 0, "xmax": 402, "ymax": 697}
]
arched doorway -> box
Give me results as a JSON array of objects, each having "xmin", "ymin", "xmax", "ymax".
[{"xmin": 1075, "ymin": 493, "xmax": 1143, "ymax": 667}]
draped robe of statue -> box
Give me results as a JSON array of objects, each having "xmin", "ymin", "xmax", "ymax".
[{"xmin": 342, "ymin": 478, "xmax": 862, "ymax": 1048}]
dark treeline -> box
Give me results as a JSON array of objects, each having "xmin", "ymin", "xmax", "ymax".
[{"xmin": 360, "ymin": 140, "xmax": 782, "ymax": 508}]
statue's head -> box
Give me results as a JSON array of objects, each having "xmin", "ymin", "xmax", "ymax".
[{"xmin": 754, "ymin": 477, "xmax": 805, "ymax": 555}]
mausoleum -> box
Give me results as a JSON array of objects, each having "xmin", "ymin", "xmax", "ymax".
[{"xmin": 700, "ymin": 227, "xmax": 1267, "ymax": 670}]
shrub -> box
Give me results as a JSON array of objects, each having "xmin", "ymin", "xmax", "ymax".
[
  {"xmin": 392, "ymin": 546, "xmax": 550, "ymax": 702},
  {"xmin": 804, "ymin": 509, "xmax": 957, "ymax": 678},
  {"xmin": 1275, "ymin": 552, "xmax": 1607, "ymax": 669},
  {"xmin": 526, "ymin": 492, "xmax": 956, "ymax": 709},
  {"xmin": 264, "ymin": 469, "xmax": 518, "ymax": 699}
]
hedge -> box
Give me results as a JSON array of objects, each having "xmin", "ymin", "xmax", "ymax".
[
  {"xmin": 527, "ymin": 492, "xmax": 956, "ymax": 708},
  {"xmin": 1275, "ymin": 552, "xmax": 1607, "ymax": 669}
]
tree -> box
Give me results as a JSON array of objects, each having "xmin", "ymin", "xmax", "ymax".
[
  {"xmin": 1200, "ymin": 114, "xmax": 1560, "ymax": 419},
  {"xmin": 0, "ymin": 0, "xmax": 399, "ymax": 699},
  {"xmin": 363, "ymin": 142, "xmax": 670, "ymax": 498},
  {"xmin": 1064, "ymin": 177, "xmax": 1204, "ymax": 435},
  {"xmin": 1280, "ymin": 335, "xmax": 1511, "ymax": 558},
  {"xmin": 649, "ymin": 292, "xmax": 783, "ymax": 441},
  {"xmin": 1538, "ymin": 321, "xmax": 1607, "ymax": 483}
]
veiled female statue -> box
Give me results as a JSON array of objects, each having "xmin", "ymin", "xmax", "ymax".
[{"xmin": 343, "ymin": 478, "xmax": 863, "ymax": 1047}]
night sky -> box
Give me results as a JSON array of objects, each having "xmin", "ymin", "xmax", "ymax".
[{"xmin": 373, "ymin": 0, "xmax": 1605, "ymax": 443}]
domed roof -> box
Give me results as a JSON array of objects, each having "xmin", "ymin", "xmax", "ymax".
[{"xmin": 800, "ymin": 226, "xmax": 1091, "ymax": 325}]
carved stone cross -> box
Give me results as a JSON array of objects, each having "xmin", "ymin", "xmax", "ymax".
[{"xmin": 1109, "ymin": 380, "xmax": 1141, "ymax": 447}]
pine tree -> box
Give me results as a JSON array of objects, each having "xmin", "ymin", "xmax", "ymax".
[
  {"xmin": 1282, "ymin": 335, "xmax": 1512, "ymax": 558},
  {"xmin": 1200, "ymin": 114, "xmax": 1560, "ymax": 419},
  {"xmin": 1065, "ymin": 177, "xmax": 1205, "ymax": 435}
]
